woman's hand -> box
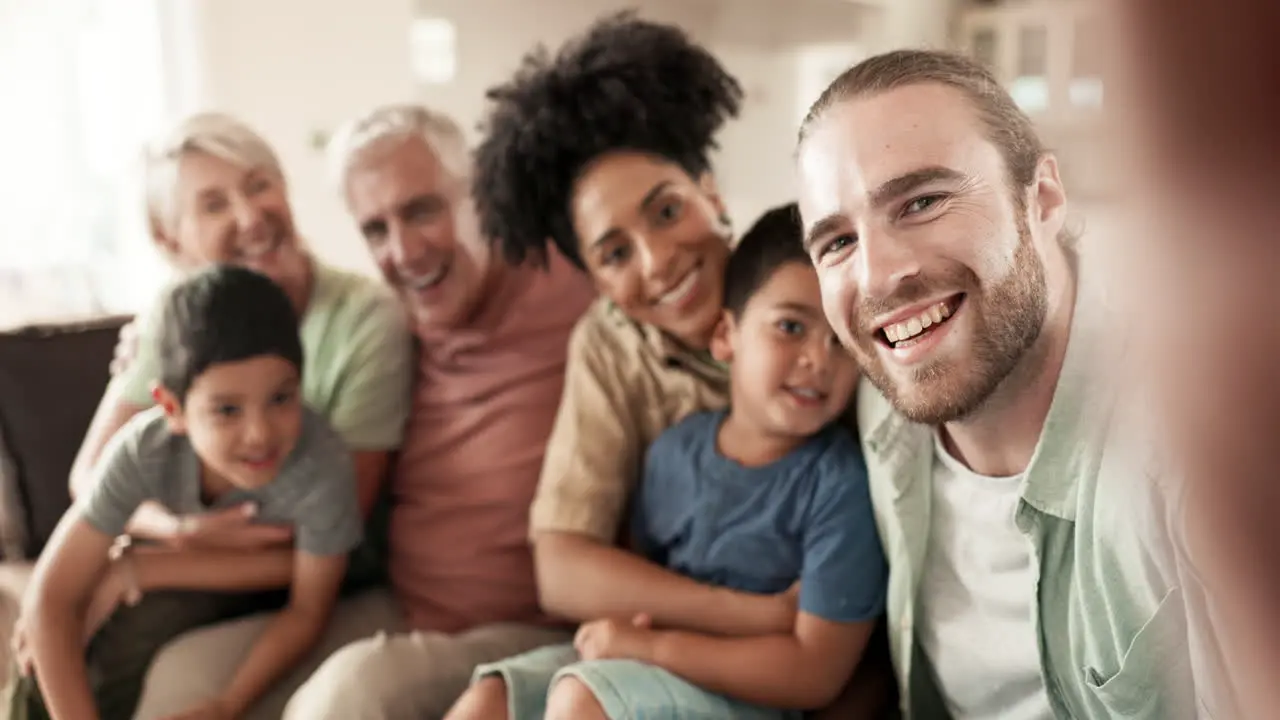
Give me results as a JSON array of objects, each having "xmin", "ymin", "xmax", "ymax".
[
  {"xmin": 109, "ymin": 320, "xmax": 140, "ymax": 377},
  {"xmin": 167, "ymin": 504, "xmax": 294, "ymax": 551}
]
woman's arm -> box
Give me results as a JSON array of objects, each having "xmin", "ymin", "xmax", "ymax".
[
  {"xmin": 351, "ymin": 450, "xmax": 391, "ymax": 518},
  {"xmin": 26, "ymin": 515, "xmax": 118, "ymax": 720},
  {"xmin": 535, "ymin": 532, "xmax": 797, "ymax": 637},
  {"xmin": 68, "ymin": 391, "xmax": 145, "ymax": 501},
  {"xmin": 213, "ymin": 552, "xmax": 347, "ymax": 717}
]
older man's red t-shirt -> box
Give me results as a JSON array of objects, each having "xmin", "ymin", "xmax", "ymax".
[{"xmin": 388, "ymin": 251, "xmax": 594, "ymax": 632}]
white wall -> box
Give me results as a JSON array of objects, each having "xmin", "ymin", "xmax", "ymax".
[
  {"xmin": 168, "ymin": 0, "xmax": 419, "ymax": 275},
  {"xmin": 172, "ymin": 0, "xmax": 946, "ymax": 274}
]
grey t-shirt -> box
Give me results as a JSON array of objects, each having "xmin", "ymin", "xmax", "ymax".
[{"xmin": 80, "ymin": 406, "xmax": 362, "ymax": 557}]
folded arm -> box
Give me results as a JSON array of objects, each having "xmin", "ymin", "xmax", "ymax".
[
  {"xmin": 645, "ymin": 613, "xmax": 876, "ymax": 710},
  {"xmin": 535, "ymin": 531, "xmax": 795, "ymax": 637}
]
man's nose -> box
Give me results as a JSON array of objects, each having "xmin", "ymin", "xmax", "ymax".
[
  {"xmin": 387, "ymin": 223, "xmax": 425, "ymax": 267},
  {"xmin": 858, "ymin": 226, "xmax": 923, "ymax": 300}
]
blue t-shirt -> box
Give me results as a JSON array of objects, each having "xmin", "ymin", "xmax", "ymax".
[{"xmin": 633, "ymin": 410, "xmax": 886, "ymax": 623}]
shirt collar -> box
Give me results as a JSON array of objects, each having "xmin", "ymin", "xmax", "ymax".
[
  {"xmin": 866, "ymin": 248, "xmax": 1117, "ymax": 521},
  {"xmin": 607, "ymin": 301, "xmax": 729, "ymax": 381}
]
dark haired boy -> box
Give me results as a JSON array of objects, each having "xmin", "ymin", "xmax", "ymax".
[
  {"xmin": 14, "ymin": 265, "xmax": 361, "ymax": 720},
  {"xmin": 447, "ymin": 204, "xmax": 887, "ymax": 720}
]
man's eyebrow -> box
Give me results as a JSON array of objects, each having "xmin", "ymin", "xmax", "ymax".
[
  {"xmin": 869, "ymin": 166, "xmax": 966, "ymax": 210},
  {"xmin": 803, "ymin": 213, "xmax": 847, "ymax": 252},
  {"xmin": 358, "ymin": 216, "xmax": 386, "ymax": 238}
]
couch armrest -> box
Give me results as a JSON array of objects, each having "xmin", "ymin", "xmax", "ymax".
[{"xmin": 0, "ymin": 561, "xmax": 33, "ymax": 693}]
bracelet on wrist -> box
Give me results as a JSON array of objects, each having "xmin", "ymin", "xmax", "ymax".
[{"xmin": 109, "ymin": 535, "xmax": 144, "ymax": 606}]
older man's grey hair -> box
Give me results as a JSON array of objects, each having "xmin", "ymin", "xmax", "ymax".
[{"xmin": 327, "ymin": 104, "xmax": 471, "ymax": 192}]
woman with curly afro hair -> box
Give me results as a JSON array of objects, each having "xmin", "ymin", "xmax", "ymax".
[{"xmin": 445, "ymin": 11, "xmax": 891, "ymax": 720}]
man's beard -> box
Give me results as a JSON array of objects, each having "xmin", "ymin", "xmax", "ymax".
[{"xmin": 853, "ymin": 215, "xmax": 1048, "ymax": 425}]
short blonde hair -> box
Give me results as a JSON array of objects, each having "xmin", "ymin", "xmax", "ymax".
[
  {"xmin": 326, "ymin": 103, "xmax": 470, "ymax": 192},
  {"xmin": 143, "ymin": 112, "xmax": 285, "ymax": 239}
]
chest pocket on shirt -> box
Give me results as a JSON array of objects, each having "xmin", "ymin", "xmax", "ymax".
[{"xmin": 1083, "ymin": 587, "xmax": 1191, "ymax": 718}]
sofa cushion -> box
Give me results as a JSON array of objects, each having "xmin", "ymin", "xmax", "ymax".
[
  {"xmin": 0, "ymin": 316, "xmax": 129, "ymax": 558},
  {"xmin": 0, "ymin": 426, "xmax": 26, "ymax": 559}
]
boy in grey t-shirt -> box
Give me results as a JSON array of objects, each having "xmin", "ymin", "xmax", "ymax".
[{"xmin": 14, "ymin": 265, "xmax": 361, "ymax": 720}]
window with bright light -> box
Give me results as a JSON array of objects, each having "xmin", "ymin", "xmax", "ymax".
[
  {"xmin": 0, "ymin": 0, "xmax": 169, "ymax": 328},
  {"xmin": 1010, "ymin": 24, "xmax": 1050, "ymax": 113},
  {"xmin": 796, "ymin": 43, "xmax": 865, "ymax": 125},
  {"xmin": 410, "ymin": 17, "xmax": 457, "ymax": 85}
]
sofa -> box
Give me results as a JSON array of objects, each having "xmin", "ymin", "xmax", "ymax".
[{"xmin": 0, "ymin": 315, "xmax": 129, "ymax": 676}]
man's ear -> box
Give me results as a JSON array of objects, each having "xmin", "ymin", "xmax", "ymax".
[
  {"xmin": 709, "ymin": 310, "xmax": 736, "ymax": 364},
  {"xmin": 152, "ymin": 384, "xmax": 186, "ymax": 434},
  {"xmin": 1031, "ymin": 154, "xmax": 1068, "ymax": 240}
]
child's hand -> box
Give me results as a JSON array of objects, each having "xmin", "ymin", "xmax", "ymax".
[
  {"xmin": 159, "ymin": 697, "xmax": 235, "ymax": 720},
  {"xmin": 170, "ymin": 503, "xmax": 294, "ymax": 551},
  {"xmin": 109, "ymin": 319, "xmax": 140, "ymax": 377},
  {"xmin": 575, "ymin": 614, "xmax": 657, "ymax": 662}
]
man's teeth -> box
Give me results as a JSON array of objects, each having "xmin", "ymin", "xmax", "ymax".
[
  {"xmin": 405, "ymin": 267, "xmax": 447, "ymax": 290},
  {"xmin": 240, "ymin": 237, "xmax": 280, "ymax": 259},
  {"xmin": 884, "ymin": 301, "xmax": 954, "ymax": 344},
  {"xmin": 657, "ymin": 269, "xmax": 698, "ymax": 306}
]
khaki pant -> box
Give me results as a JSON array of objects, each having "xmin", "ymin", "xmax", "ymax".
[{"xmin": 135, "ymin": 589, "xmax": 571, "ymax": 720}]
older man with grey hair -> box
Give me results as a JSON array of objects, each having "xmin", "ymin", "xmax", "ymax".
[
  {"xmin": 129, "ymin": 104, "xmax": 593, "ymax": 719},
  {"xmin": 289, "ymin": 103, "xmax": 593, "ymax": 718}
]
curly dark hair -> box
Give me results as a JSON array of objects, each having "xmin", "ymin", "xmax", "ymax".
[{"xmin": 473, "ymin": 10, "xmax": 744, "ymax": 269}]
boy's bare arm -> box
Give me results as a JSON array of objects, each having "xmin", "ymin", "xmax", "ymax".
[
  {"xmin": 213, "ymin": 552, "xmax": 347, "ymax": 717},
  {"xmin": 534, "ymin": 532, "xmax": 798, "ymax": 637},
  {"xmin": 26, "ymin": 515, "xmax": 118, "ymax": 720},
  {"xmin": 594, "ymin": 613, "xmax": 875, "ymax": 710},
  {"xmin": 811, "ymin": 619, "xmax": 897, "ymax": 719}
]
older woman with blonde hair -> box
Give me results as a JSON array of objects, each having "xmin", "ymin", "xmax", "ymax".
[{"xmin": 12, "ymin": 111, "xmax": 413, "ymax": 720}]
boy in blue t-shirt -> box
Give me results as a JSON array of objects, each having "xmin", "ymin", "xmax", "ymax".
[
  {"xmin": 453, "ymin": 203, "xmax": 887, "ymax": 720},
  {"xmin": 13, "ymin": 265, "xmax": 361, "ymax": 720}
]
